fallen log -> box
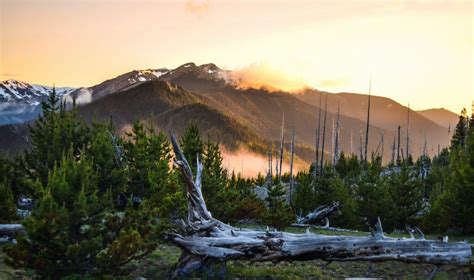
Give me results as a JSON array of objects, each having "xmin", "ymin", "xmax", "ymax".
[
  {"xmin": 168, "ymin": 135, "xmax": 472, "ymax": 277},
  {"xmin": 292, "ymin": 218, "xmax": 358, "ymax": 233},
  {"xmin": 296, "ymin": 202, "xmax": 340, "ymax": 225}
]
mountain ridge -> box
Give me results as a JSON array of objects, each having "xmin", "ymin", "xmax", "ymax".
[{"xmin": 0, "ymin": 62, "xmax": 458, "ymax": 164}]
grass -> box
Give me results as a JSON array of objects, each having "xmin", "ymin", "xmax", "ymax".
[{"xmin": 1, "ymin": 226, "xmax": 472, "ymax": 279}]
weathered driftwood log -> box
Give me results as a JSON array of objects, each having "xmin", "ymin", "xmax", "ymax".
[
  {"xmin": 168, "ymin": 135, "xmax": 472, "ymax": 277},
  {"xmin": 295, "ymin": 202, "xmax": 340, "ymax": 225}
]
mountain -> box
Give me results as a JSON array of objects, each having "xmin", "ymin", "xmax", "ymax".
[
  {"xmin": 0, "ymin": 80, "xmax": 77, "ymax": 124},
  {"xmin": 417, "ymin": 108, "xmax": 459, "ymax": 128},
  {"xmin": 294, "ymin": 89, "xmax": 451, "ymax": 158},
  {"xmin": 0, "ymin": 62, "xmax": 456, "ymax": 167},
  {"xmin": 76, "ymin": 80, "xmax": 269, "ymax": 152},
  {"xmin": 0, "ymin": 63, "xmax": 225, "ymax": 125}
]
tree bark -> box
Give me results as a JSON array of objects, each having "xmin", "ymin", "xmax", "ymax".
[{"xmin": 168, "ymin": 135, "xmax": 472, "ymax": 277}]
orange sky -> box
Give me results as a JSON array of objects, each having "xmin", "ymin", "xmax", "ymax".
[{"xmin": 1, "ymin": 0, "xmax": 472, "ymax": 114}]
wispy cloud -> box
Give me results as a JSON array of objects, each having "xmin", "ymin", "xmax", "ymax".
[
  {"xmin": 319, "ymin": 79, "xmax": 349, "ymax": 88},
  {"xmin": 185, "ymin": 0, "xmax": 211, "ymax": 17},
  {"xmin": 219, "ymin": 62, "xmax": 307, "ymax": 92}
]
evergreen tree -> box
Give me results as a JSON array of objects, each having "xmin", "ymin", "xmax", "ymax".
[
  {"xmin": 451, "ymin": 108, "xmax": 468, "ymax": 149},
  {"xmin": 5, "ymin": 151, "xmax": 157, "ymax": 277},
  {"xmin": 355, "ymin": 160, "xmax": 392, "ymax": 229},
  {"xmin": 25, "ymin": 88, "xmax": 91, "ymax": 186},
  {"xmin": 312, "ymin": 165, "xmax": 358, "ymax": 228},
  {"xmin": 263, "ymin": 182, "xmax": 294, "ymax": 229},
  {"xmin": 125, "ymin": 121, "xmax": 173, "ymax": 202},
  {"xmin": 88, "ymin": 123, "xmax": 128, "ymax": 200},
  {"xmin": 202, "ymin": 138, "xmax": 228, "ymax": 211},
  {"xmin": 179, "ymin": 124, "xmax": 204, "ymax": 173},
  {"xmin": 0, "ymin": 179, "xmax": 17, "ymax": 223},
  {"xmin": 387, "ymin": 165, "xmax": 423, "ymax": 230},
  {"xmin": 293, "ymin": 171, "xmax": 315, "ymax": 215},
  {"xmin": 431, "ymin": 121, "xmax": 474, "ymax": 233}
]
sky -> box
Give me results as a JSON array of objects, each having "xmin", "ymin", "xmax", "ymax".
[{"xmin": 1, "ymin": 0, "xmax": 472, "ymax": 114}]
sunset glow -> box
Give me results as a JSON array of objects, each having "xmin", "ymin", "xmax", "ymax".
[{"xmin": 1, "ymin": 0, "xmax": 472, "ymax": 113}]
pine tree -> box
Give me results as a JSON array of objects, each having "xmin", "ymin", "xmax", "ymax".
[
  {"xmin": 426, "ymin": 110, "xmax": 474, "ymax": 233},
  {"xmin": 25, "ymin": 87, "xmax": 91, "ymax": 186},
  {"xmin": 125, "ymin": 121, "xmax": 173, "ymax": 201},
  {"xmin": 180, "ymin": 124, "xmax": 204, "ymax": 173},
  {"xmin": 264, "ymin": 182, "xmax": 294, "ymax": 229},
  {"xmin": 451, "ymin": 108, "xmax": 468, "ymax": 149},
  {"xmin": 387, "ymin": 165, "xmax": 423, "ymax": 230},
  {"xmin": 293, "ymin": 171, "xmax": 315, "ymax": 215},
  {"xmin": 202, "ymin": 138, "xmax": 228, "ymax": 211},
  {"xmin": 88, "ymin": 123, "xmax": 128, "ymax": 199},
  {"xmin": 355, "ymin": 160, "xmax": 392, "ymax": 229},
  {"xmin": 0, "ymin": 179, "xmax": 17, "ymax": 223},
  {"xmin": 5, "ymin": 151, "xmax": 157, "ymax": 277}
]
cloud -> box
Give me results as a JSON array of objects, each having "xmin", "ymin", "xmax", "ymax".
[
  {"xmin": 219, "ymin": 62, "xmax": 307, "ymax": 92},
  {"xmin": 185, "ymin": 0, "xmax": 211, "ymax": 16},
  {"xmin": 221, "ymin": 147, "xmax": 305, "ymax": 178},
  {"xmin": 62, "ymin": 88, "xmax": 92, "ymax": 105},
  {"xmin": 319, "ymin": 79, "xmax": 349, "ymax": 88}
]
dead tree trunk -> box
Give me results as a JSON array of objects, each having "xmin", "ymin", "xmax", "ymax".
[
  {"xmin": 406, "ymin": 104, "xmax": 410, "ymax": 160},
  {"xmin": 364, "ymin": 77, "xmax": 372, "ymax": 165},
  {"xmin": 168, "ymin": 135, "xmax": 472, "ymax": 278},
  {"xmin": 314, "ymin": 92, "xmax": 322, "ymax": 178},
  {"xmin": 320, "ymin": 96, "xmax": 328, "ymax": 175},
  {"xmin": 289, "ymin": 125, "xmax": 295, "ymax": 207},
  {"xmin": 397, "ymin": 125, "xmax": 401, "ymax": 165},
  {"xmin": 294, "ymin": 202, "xmax": 340, "ymax": 225},
  {"xmin": 278, "ymin": 113, "xmax": 285, "ymax": 181}
]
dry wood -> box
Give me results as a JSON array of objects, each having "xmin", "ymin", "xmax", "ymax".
[
  {"xmin": 168, "ymin": 135, "xmax": 472, "ymax": 277},
  {"xmin": 295, "ymin": 202, "xmax": 340, "ymax": 226}
]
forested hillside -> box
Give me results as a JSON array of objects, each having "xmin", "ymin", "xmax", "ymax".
[{"xmin": 0, "ymin": 89, "xmax": 473, "ymax": 277}]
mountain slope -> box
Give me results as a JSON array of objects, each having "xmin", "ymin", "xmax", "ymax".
[
  {"xmin": 294, "ymin": 89, "xmax": 451, "ymax": 157},
  {"xmin": 0, "ymin": 62, "xmax": 455, "ymax": 162},
  {"xmin": 0, "ymin": 80, "xmax": 77, "ymax": 124},
  {"xmin": 417, "ymin": 108, "xmax": 459, "ymax": 128},
  {"xmin": 76, "ymin": 80, "xmax": 269, "ymax": 153}
]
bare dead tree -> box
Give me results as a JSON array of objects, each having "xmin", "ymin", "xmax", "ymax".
[
  {"xmin": 314, "ymin": 92, "xmax": 322, "ymax": 178},
  {"xmin": 278, "ymin": 113, "xmax": 285, "ymax": 180},
  {"xmin": 391, "ymin": 135, "xmax": 396, "ymax": 165},
  {"xmin": 320, "ymin": 96, "xmax": 328, "ymax": 175},
  {"xmin": 406, "ymin": 104, "xmax": 410, "ymax": 161},
  {"xmin": 397, "ymin": 125, "xmax": 401, "ymax": 165},
  {"xmin": 350, "ymin": 128, "xmax": 353, "ymax": 156},
  {"xmin": 168, "ymin": 136, "xmax": 472, "ymax": 278},
  {"xmin": 359, "ymin": 126, "xmax": 364, "ymax": 160},
  {"xmin": 364, "ymin": 77, "xmax": 372, "ymax": 165},
  {"xmin": 333, "ymin": 103, "xmax": 340, "ymax": 167},
  {"xmin": 289, "ymin": 125, "xmax": 295, "ymax": 207}
]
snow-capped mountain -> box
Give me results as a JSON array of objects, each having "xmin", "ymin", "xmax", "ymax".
[
  {"xmin": 0, "ymin": 79, "xmax": 76, "ymax": 104},
  {"xmin": 0, "ymin": 63, "xmax": 225, "ymax": 125},
  {"xmin": 87, "ymin": 63, "xmax": 225, "ymax": 100},
  {"xmin": 0, "ymin": 80, "xmax": 77, "ymax": 125}
]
